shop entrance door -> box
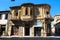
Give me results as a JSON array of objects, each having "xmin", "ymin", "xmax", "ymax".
[{"xmin": 34, "ymin": 27, "xmax": 41, "ymax": 36}]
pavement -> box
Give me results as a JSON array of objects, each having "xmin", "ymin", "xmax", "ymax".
[{"xmin": 0, "ymin": 36, "xmax": 60, "ymax": 40}]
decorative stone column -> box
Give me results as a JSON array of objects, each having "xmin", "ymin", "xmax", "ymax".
[
  {"xmin": 41, "ymin": 21, "xmax": 47, "ymax": 36},
  {"xmin": 30, "ymin": 23, "xmax": 34, "ymax": 37},
  {"xmin": 5, "ymin": 22, "xmax": 9, "ymax": 36},
  {"xmin": 8, "ymin": 21, "xmax": 12, "ymax": 36},
  {"xmin": 41, "ymin": 20, "xmax": 51, "ymax": 37},
  {"xmin": 30, "ymin": 27, "xmax": 34, "ymax": 37},
  {"xmin": 43, "ymin": 21, "xmax": 47, "ymax": 36}
]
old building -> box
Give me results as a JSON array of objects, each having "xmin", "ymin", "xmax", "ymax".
[
  {"xmin": 54, "ymin": 15, "xmax": 60, "ymax": 24},
  {"xmin": 6, "ymin": 3, "xmax": 53, "ymax": 37},
  {"xmin": 54, "ymin": 15, "xmax": 60, "ymax": 36},
  {"xmin": 0, "ymin": 11, "xmax": 9, "ymax": 36},
  {"xmin": 0, "ymin": 3, "xmax": 53, "ymax": 37}
]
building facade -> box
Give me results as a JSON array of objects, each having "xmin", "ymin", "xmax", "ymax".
[
  {"xmin": 0, "ymin": 3, "xmax": 53, "ymax": 37},
  {"xmin": 0, "ymin": 11, "xmax": 9, "ymax": 36},
  {"xmin": 54, "ymin": 15, "xmax": 60, "ymax": 24},
  {"xmin": 54, "ymin": 15, "xmax": 60, "ymax": 36}
]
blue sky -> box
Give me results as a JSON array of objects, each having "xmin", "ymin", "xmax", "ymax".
[
  {"xmin": 0, "ymin": 0, "xmax": 60, "ymax": 27},
  {"xmin": 0, "ymin": 0, "xmax": 60, "ymax": 16}
]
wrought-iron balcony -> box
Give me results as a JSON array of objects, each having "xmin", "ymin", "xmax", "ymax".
[{"xmin": 21, "ymin": 15, "xmax": 33, "ymax": 21}]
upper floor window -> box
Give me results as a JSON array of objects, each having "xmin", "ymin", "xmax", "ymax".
[
  {"xmin": 25, "ymin": 8, "xmax": 28, "ymax": 15},
  {"xmin": 5, "ymin": 14, "xmax": 8, "ymax": 19},
  {"xmin": 30, "ymin": 9, "xmax": 33, "ymax": 15},
  {"xmin": 46, "ymin": 11, "xmax": 50, "ymax": 17},
  {"xmin": 0, "ymin": 14, "xmax": 2, "ymax": 19},
  {"xmin": 15, "ymin": 12, "xmax": 18, "ymax": 16},
  {"xmin": 35, "ymin": 9, "xmax": 39, "ymax": 16}
]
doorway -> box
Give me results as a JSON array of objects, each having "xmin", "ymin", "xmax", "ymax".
[
  {"xmin": 25, "ymin": 24, "xmax": 30, "ymax": 36},
  {"xmin": 11, "ymin": 25, "xmax": 19, "ymax": 36},
  {"xmin": 0, "ymin": 25, "xmax": 6, "ymax": 36},
  {"xmin": 34, "ymin": 27, "xmax": 41, "ymax": 36}
]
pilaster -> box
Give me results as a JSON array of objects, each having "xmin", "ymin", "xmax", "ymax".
[
  {"xmin": 30, "ymin": 26, "xmax": 34, "ymax": 37},
  {"xmin": 7, "ymin": 20, "xmax": 12, "ymax": 36}
]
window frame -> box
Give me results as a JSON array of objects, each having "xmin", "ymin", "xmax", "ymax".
[
  {"xmin": 0, "ymin": 14, "xmax": 2, "ymax": 19},
  {"xmin": 25, "ymin": 7, "xmax": 28, "ymax": 15},
  {"xmin": 5, "ymin": 14, "xmax": 8, "ymax": 19},
  {"xmin": 14, "ymin": 11, "xmax": 18, "ymax": 16},
  {"xmin": 35, "ymin": 9, "xmax": 40, "ymax": 16}
]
